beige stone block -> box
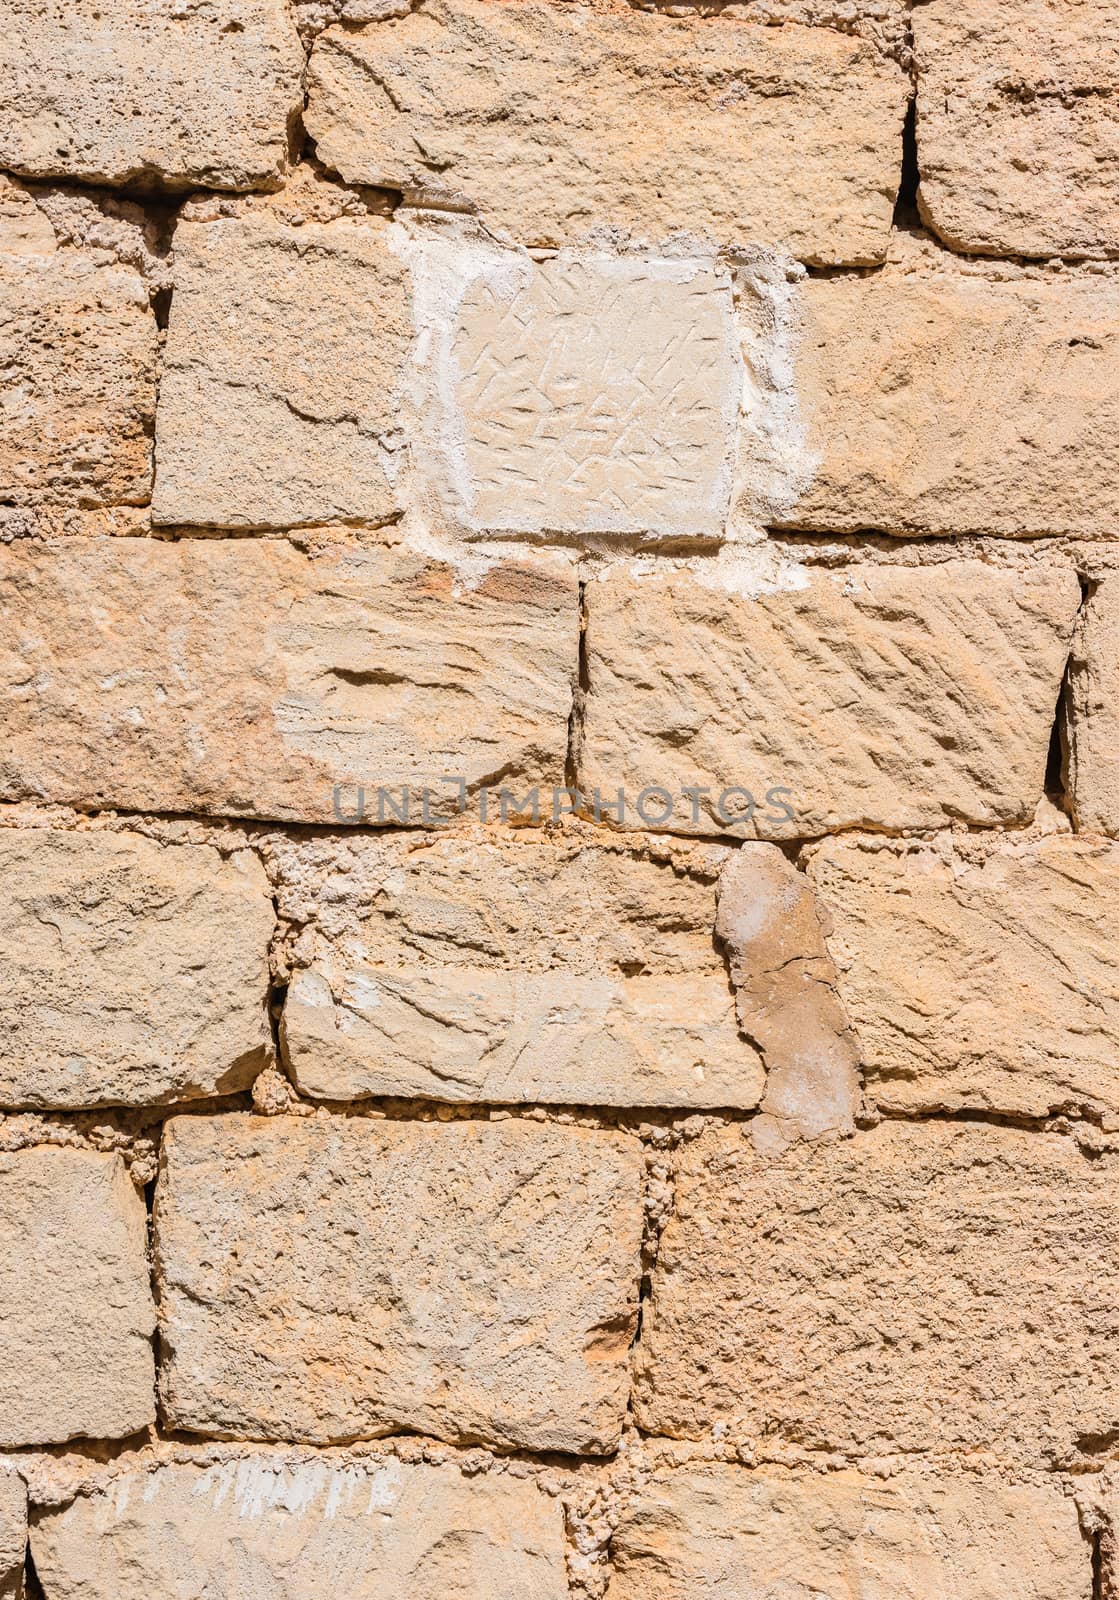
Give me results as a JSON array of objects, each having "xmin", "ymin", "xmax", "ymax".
[
  {"xmin": 1066, "ymin": 576, "xmax": 1119, "ymax": 835},
  {"xmin": 155, "ymin": 1113, "xmax": 642, "ymax": 1453},
  {"xmin": 580, "ymin": 561, "xmax": 1078, "ymax": 838},
  {"xmin": 0, "ymin": 1470, "xmax": 24, "ymax": 1600},
  {"xmin": 0, "ymin": 829, "xmax": 273, "ymax": 1110},
  {"xmin": 305, "ymin": 0, "xmax": 906, "ymax": 262},
  {"xmin": 914, "ymin": 0, "xmax": 1119, "ymax": 260},
  {"xmin": 634, "ymin": 1122, "xmax": 1119, "ymax": 1464},
  {"xmin": 31, "ymin": 1457, "xmax": 567, "ymax": 1600},
  {"xmin": 781, "ymin": 268, "xmax": 1119, "ymax": 538},
  {"xmin": 153, "ymin": 215, "xmax": 410, "ymax": 530},
  {"xmin": 0, "ymin": 539, "xmax": 576, "ymax": 822},
  {"xmin": 0, "ymin": 0, "xmax": 303, "ymax": 192},
  {"xmin": 808, "ymin": 832, "xmax": 1119, "ymax": 1122},
  {"xmin": 610, "ymin": 1466, "xmax": 1089, "ymax": 1600},
  {"xmin": 0, "ymin": 1147, "xmax": 156, "ymax": 1448}
]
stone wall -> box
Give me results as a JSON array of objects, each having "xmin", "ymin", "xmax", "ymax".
[{"xmin": 0, "ymin": 1, "xmax": 1117, "ymax": 1595}]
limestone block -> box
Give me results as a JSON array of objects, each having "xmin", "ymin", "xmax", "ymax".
[
  {"xmin": 580, "ymin": 561, "xmax": 1078, "ymax": 838},
  {"xmin": 0, "ymin": 0, "xmax": 303, "ymax": 192},
  {"xmin": 1066, "ymin": 576, "xmax": 1119, "ymax": 835},
  {"xmin": 915, "ymin": 0, "xmax": 1119, "ymax": 259},
  {"xmin": 0, "ymin": 829, "xmax": 273, "ymax": 1109},
  {"xmin": 0, "ymin": 1470, "xmax": 24, "ymax": 1600},
  {"xmin": 610, "ymin": 1467, "xmax": 1089, "ymax": 1600},
  {"xmin": 0, "ymin": 539, "xmax": 576, "ymax": 822},
  {"xmin": 634, "ymin": 1122, "xmax": 1119, "ymax": 1464},
  {"xmin": 808, "ymin": 833, "xmax": 1119, "ymax": 1121},
  {"xmin": 31, "ymin": 1458, "xmax": 567, "ymax": 1600},
  {"xmin": 305, "ymin": 0, "xmax": 907, "ymax": 262},
  {"xmin": 153, "ymin": 215, "xmax": 410, "ymax": 530},
  {"xmin": 155, "ymin": 1113, "xmax": 642, "ymax": 1453},
  {"xmin": 0, "ymin": 1147, "xmax": 156, "ymax": 1447}
]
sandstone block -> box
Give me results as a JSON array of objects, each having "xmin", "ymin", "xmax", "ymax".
[
  {"xmin": 305, "ymin": 0, "xmax": 906, "ymax": 262},
  {"xmin": 634, "ymin": 1122, "xmax": 1119, "ymax": 1463},
  {"xmin": 1066, "ymin": 577, "xmax": 1119, "ymax": 835},
  {"xmin": 31, "ymin": 1457, "xmax": 567, "ymax": 1600},
  {"xmin": 0, "ymin": 1470, "xmax": 24, "ymax": 1600},
  {"xmin": 580, "ymin": 561, "xmax": 1077, "ymax": 838},
  {"xmin": 0, "ymin": 0, "xmax": 303, "ymax": 192},
  {"xmin": 610, "ymin": 1467, "xmax": 1089, "ymax": 1600},
  {"xmin": 153, "ymin": 215, "xmax": 410, "ymax": 530},
  {"xmin": 0, "ymin": 1147, "xmax": 156, "ymax": 1447},
  {"xmin": 0, "ymin": 540, "xmax": 576, "ymax": 822},
  {"xmin": 914, "ymin": 0, "xmax": 1119, "ymax": 259},
  {"xmin": 808, "ymin": 833, "xmax": 1119, "ymax": 1122},
  {"xmin": 155, "ymin": 1113, "xmax": 642, "ymax": 1452}
]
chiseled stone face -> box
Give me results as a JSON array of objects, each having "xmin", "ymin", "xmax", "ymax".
[
  {"xmin": 1066, "ymin": 575, "xmax": 1119, "ymax": 836},
  {"xmin": 610, "ymin": 1467, "xmax": 1090, "ymax": 1600},
  {"xmin": 155, "ymin": 1113, "xmax": 643, "ymax": 1454},
  {"xmin": 0, "ymin": 1470, "xmax": 24, "ymax": 1600},
  {"xmin": 305, "ymin": 0, "xmax": 907, "ymax": 262},
  {"xmin": 915, "ymin": 0, "xmax": 1119, "ymax": 260},
  {"xmin": 0, "ymin": 1147, "xmax": 156, "ymax": 1448},
  {"xmin": 0, "ymin": 0, "xmax": 303, "ymax": 192},
  {"xmin": 580, "ymin": 560, "xmax": 1078, "ymax": 838},
  {"xmin": 31, "ymin": 1458, "xmax": 568, "ymax": 1600},
  {"xmin": 634, "ymin": 1122, "xmax": 1119, "ymax": 1465}
]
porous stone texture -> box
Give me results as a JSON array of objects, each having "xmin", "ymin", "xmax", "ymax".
[
  {"xmin": 0, "ymin": 1470, "xmax": 24, "ymax": 1600},
  {"xmin": 779, "ymin": 265, "xmax": 1119, "ymax": 538},
  {"xmin": 305, "ymin": 0, "xmax": 907, "ymax": 262},
  {"xmin": 155, "ymin": 1113, "xmax": 643, "ymax": 1453},
  {"xmin": 0, "ymin": 539, "xmax": 576, "ymax": 822},
  {"xmin": 610, "ymin": 1467, "xmax": 1089, "ymax": 1599},
  {"xmin": 153, "ymin": 215, "xmax": 410, "ymax": 530},
  {"xmin": 0, "ymin": 1147, "xmax": 156, "ymax": 1447},
  {"xmin": 30, "ymin": 1458, "xmax": 568, "ymax": 1600},
  {"xmin": 808, "ymin": 832, "xmax": 1119, "ymax": 1123},
  {"xmin": 914, "ymin": 0, "xmax": 1119, "ymax": 259},
  {"xmin": 1066, "ymin": 576, "xmax": 1119, "ymax": 835},
  {"xmin": 580, "ymin": 560, "xmax": 1078, "ymax": 838},
  {"xmin": 0, "ymin": 830, "xmax": 273, "ymax": 1109},
  {"xmin": 0, "ymin": 0, "xmax": 303, "ymax": 192},
  {"xmin": 634, "ymin": 1122, "xmax": 1119, "ymax": 1465}
]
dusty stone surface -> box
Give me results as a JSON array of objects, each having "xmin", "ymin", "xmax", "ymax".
[
  {"xmin": 31, "ymin": 1458, "xmax": 567, "ymax": 1600},
  {"xmin": 0, "ymin": 830, "xmax": 273, "ymax": 1110},
  {"xmin": 634, "ymin": 1122, "xmax": 1119, "ymax": 1465},
  {"xmin": 915, "ymin": 0, "xmax": 1119, "ymax": 259},
  {"xmin": 0, "ymin": 1470, "xmax": 24, "ymax": 1600},
  {"xmin": 779, "ymin": 265, "xmax": 1119, "ymax": 538},
  {"xmin": 153, "ymin": 215, "xmax": 411, "ymax": 530},
  {"xmin": 156, "ymin": 1112, "xmax": 643, "ymax": 1453},
  {"xmin": 0, "ymin": 0, "xmax": 303, "ymax": 192},
  {"xmin": 610, "ymin": 1466, "xmax": 1090, "ymax": 1599},
  {"xmin": 808, "ymin": 832, "xmax": 1119, "ymax": 1123},
  {"xmin": 305, "ymin": 0, "xmax": 906, "ymax": 262},
  {"xmin": 0, "ymin": 1147, "xmax": 155, "ymax": 1448},
  {"xmin": 0, "ymin": 539, "xmax": 576, "ymax": 822},
  {"xmin": 1066, "ymin": 575, "xmax": 1119, "ymax": 835},
  {"xmin": 580, "ymin": 560, "xmax": 1078, "ymax": 838}
]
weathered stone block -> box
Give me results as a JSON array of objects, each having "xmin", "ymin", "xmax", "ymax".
[
  {"xmin": 0, "ymin": 1470, "xmax": 24, "ymax": 1600},
  {"xmin": 915, "ymin": 0, "xmax": 1119, "ymax": 259},
  {"xmin": 808, "ymin": 832, "xmax": 1119, "ymax": 1122},
  {"xmin": 580, "ymin": 561, "xmax": 1077, "ymax": 837},
  {"xmin": 155, "ymin": 1113, "xmax": 642, "ymax": 1453},
  {"xmin": 0, "ymin": 0, "xmax": 303, "ymax": 192},
  {"xmin": 635, "ymin": 1122, "xmax": 1119, "ymax": 1464},
  {"xmin": 1066, "ymin": 576, "xmax": 1119, "ymax": 835},
  {"xmin": 305, "ymin": 0, "xmax": 906, "ymax": 262},
  {"xmin": 31, "ymin": 1457, "xmax": 567, "ymax": 1600},
  {"xmin": 610, "ymin": 1467, "xmax": 1089, "ymax": 1600},
  {"xmin": 0, "ymin": 1147, "xmax": 156, "ymax": 1447},
  {"xmin": 0, "ymin": 539, "xmax": 576, "ymax": 822}
]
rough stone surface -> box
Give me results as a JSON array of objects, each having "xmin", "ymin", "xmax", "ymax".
[
  {"xmin": 31, "ymin": 1458, "xmax": 567, "ymax": 1600},
  {"xmin": 0, "ymin": 1147, "xmax": 156, "ymax": 1448},
  {"xmin": 580, "ymin": 560, "xmax": 1078, "ymax": 838},
  {"xmin": 0, "ymin": 0, "xmax": 303, "ymax": 192},
  {"xmin": 779, "ymin": 266, "xmax": 1119, "ymax": 538},
  {"xmin": 0, "ymin": 1470, "xmax": 24, "ymax": 1600},
  {"xmin": 0, "ymin": 539, "xmax": 576, "ymax": 822},
  {"xmin": 808, "ymin": 832, "xmax": 1119, "ymax": 1122},
  {"xmin": 634, "ymin": 1122, "xmax": 1119, "ymax": 1464},
  {"xmin": 305, "ymin": 0, "xmax": 906, "ymax": 262},
  {"xmin": 610, "ymin": 1467, "xmax": 1090, "ymax": 1599},
  {"xmin": 156, "ymin": 1113, "xmax": 643, "ymax": 1453},
  {"xmin": 915, "ymin": 0, "xmax": 1119, "ymax": 259},
  {"xmin": 1066, "ymin": 576, "xmax": 1119, "ymax": 835}
]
